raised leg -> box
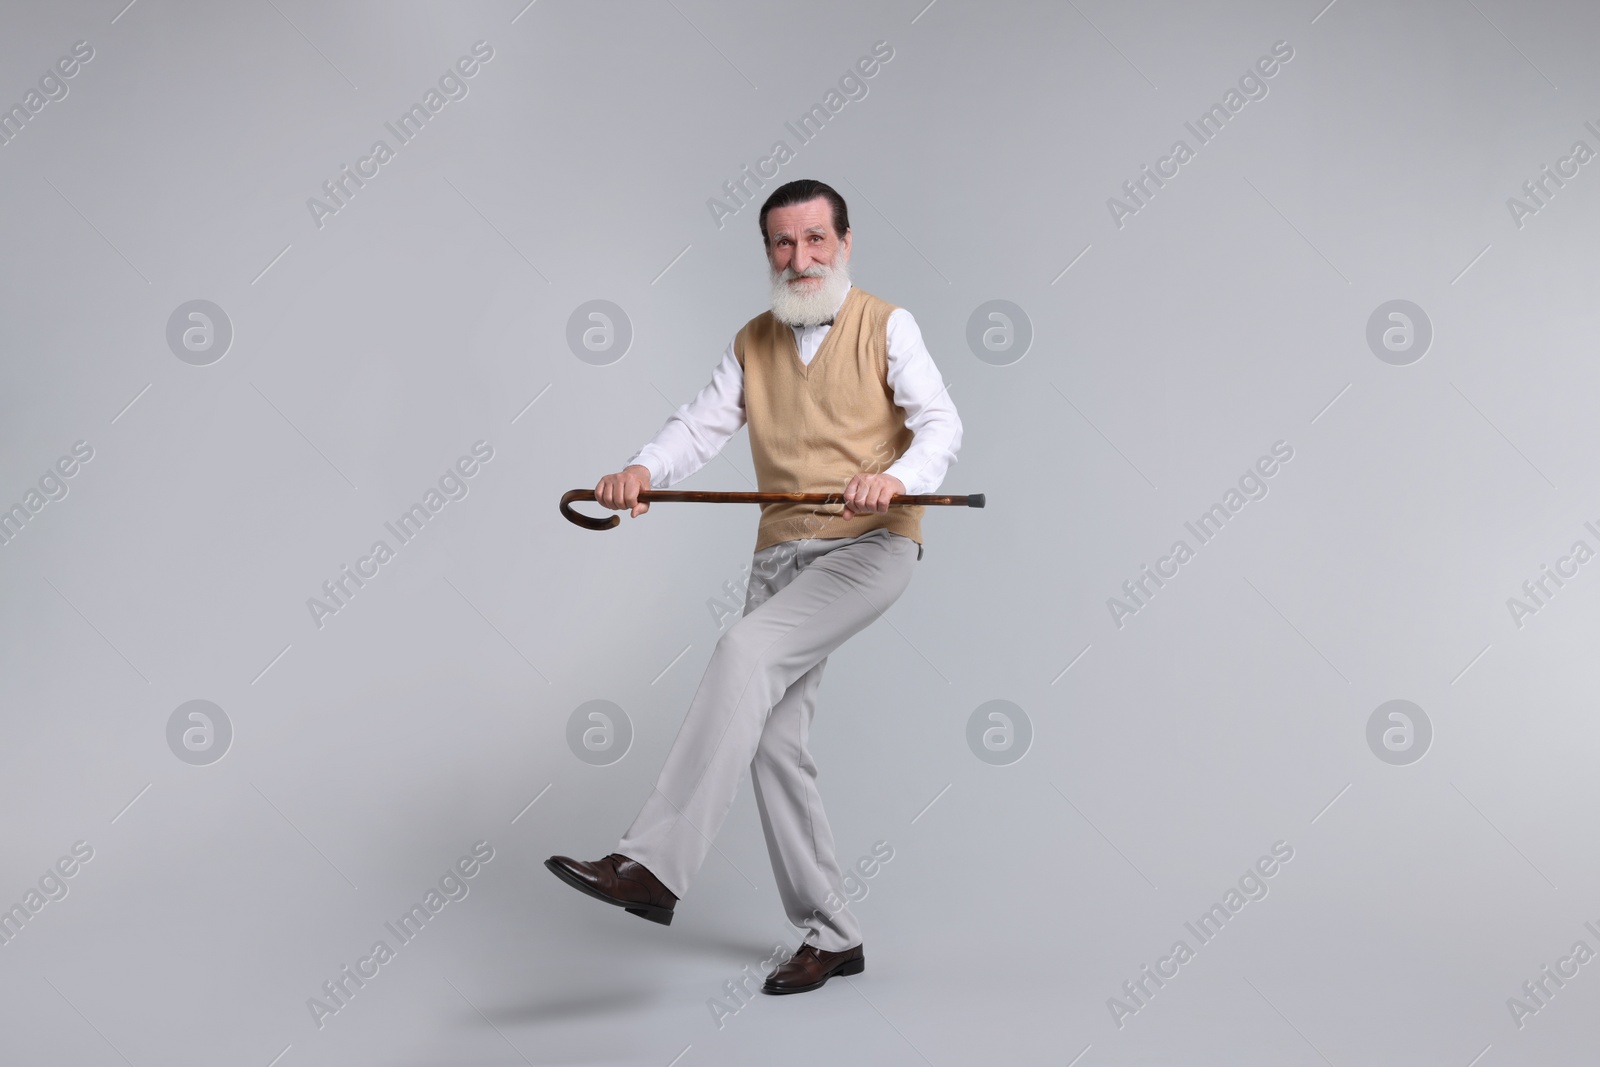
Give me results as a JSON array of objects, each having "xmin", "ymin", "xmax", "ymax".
[{"xmin": 616, "ymin": 530, "xmax": 916, "ymax": 899}]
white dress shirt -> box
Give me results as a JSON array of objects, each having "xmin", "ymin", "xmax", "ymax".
[{"xmin": 626, "ymin": 284, "xmax": 963, "ymax": 495}]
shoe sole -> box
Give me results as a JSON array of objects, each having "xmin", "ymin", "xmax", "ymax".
[
  {"xmin": 543, "ymin": 858, "xmax": 674, "ymax": 926},
  {"xmin": 761, "ymin": 955, "xmax": 865, "ymax": 995}
]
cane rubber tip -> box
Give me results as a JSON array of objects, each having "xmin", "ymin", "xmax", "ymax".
[{"xmin": 968, "ymin": 493, "xmax": 985, "ymax": 508}]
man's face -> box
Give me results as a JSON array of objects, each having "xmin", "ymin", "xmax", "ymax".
[{"xmin": 765, "ymin": 197, "xmax": 850, "ymax": 287}]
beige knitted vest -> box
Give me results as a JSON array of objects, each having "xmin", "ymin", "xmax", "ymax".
[{"xmin": 733, "ymin": 285, "xmax": 923, "ymax": 553}]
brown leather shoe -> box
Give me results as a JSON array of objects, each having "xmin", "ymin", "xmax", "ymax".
[
  {"xmin": 760, "ymin": 942, "xmax": 864, "ymax": 994},
  {"xmin": 544, "ymin": 853, "xmax": 678, "ymax": 925}
]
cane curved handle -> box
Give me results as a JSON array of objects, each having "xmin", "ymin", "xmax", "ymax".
[{"xmin": 560, "ymin": 489, "xmax": 620, "ymax": 531}]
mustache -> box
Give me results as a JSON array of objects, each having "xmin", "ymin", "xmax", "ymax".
[{"xmin": 774, "ymin": 262, "xmax": 834, "ymax": 281}]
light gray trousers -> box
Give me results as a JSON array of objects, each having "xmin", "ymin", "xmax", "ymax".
[{"xmin": 617, "ymin": 526, "xmax": 919, "ymax": 952}]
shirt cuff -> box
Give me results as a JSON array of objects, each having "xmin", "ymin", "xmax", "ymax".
[
  {"xmin": 627, "ymin": 450, "xmax": 666, "ymax": 489},
  {"xmin": 883, "ymin": 459, "xmax": 925, "ymax": 497}
]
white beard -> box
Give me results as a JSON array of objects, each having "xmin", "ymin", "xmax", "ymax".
[{"xmin": 768, "ymin": 255, "xmax": 852, "ymax": 327}]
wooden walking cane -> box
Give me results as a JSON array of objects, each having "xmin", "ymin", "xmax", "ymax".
[{"xmin": 560, "ymin": 489, "xmax": 986, "ymax": 531}]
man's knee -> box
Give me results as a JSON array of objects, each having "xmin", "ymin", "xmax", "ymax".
[
  {"xmin": 714, "ymin": 617, "xmax": 767, "ymax": 671},
  {"xmin": 750, "ymin": 735, "xmax": 790, "ymax": 773}
]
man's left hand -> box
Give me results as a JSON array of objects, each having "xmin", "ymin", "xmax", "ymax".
[{"xmin": 840, "ymin": 473, "xmax": 905, "ymax": 519}]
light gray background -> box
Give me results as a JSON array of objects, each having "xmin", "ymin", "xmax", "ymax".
[{"xmin": 2, "ymin": 1, "xmax": 1597, "ymax": 1064}]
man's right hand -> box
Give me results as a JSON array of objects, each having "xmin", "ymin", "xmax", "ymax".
[{"xmin": 595, "ymin": 464, "xmax": 653, "ymax": 518}]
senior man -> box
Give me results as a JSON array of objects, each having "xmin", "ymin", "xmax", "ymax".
[{"xmin": 547, "ymin": 178, "xmax": 962, "ymax": 994}]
